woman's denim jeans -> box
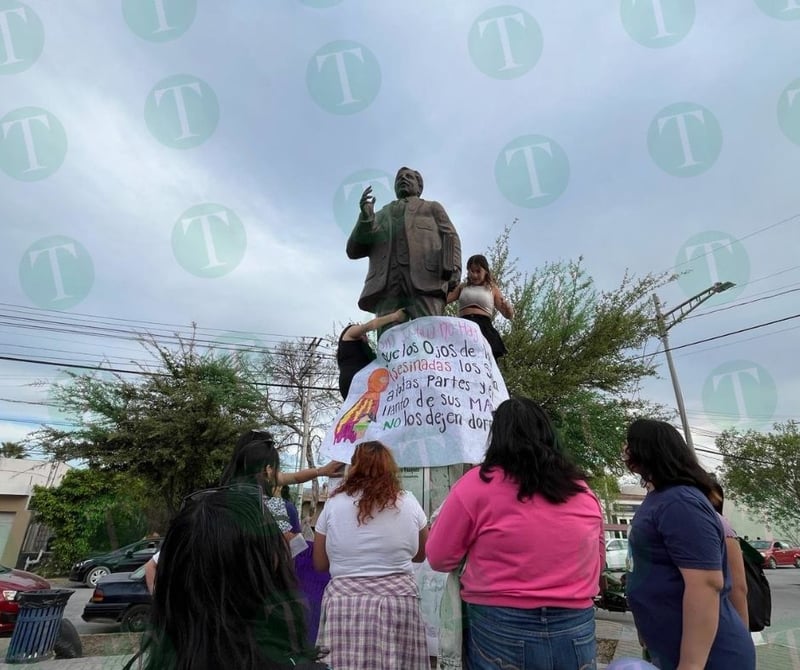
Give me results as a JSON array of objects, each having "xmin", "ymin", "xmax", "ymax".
[{"xmin": 465, "ymin": 603, "xmax": 596, "ymax": 670}]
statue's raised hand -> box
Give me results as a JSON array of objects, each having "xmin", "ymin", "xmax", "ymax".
[{"xmin": 359, "ymin": 186, "xmax": 376, "ymax": 220}]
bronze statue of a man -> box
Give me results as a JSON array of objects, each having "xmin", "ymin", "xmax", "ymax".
[{"xmin": 346, "ymin": 167, "xmax": 461, "ymax": 323}]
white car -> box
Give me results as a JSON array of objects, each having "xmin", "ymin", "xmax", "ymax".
[{"xmin": 605, "ymin": 538, "xmax": 629, "ymax": 571}]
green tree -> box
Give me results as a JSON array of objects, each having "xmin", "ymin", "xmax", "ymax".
[
  {"xmin": 258, "ymin": 339, "xmax": 340, "ymax": 515},
  {"xmin": 486, "ymin": 225, "xmax": 672, "ymax": 474},
  {"xmin": 28, "ymin": 335, "xmax": 267, "ymax": 515},
  {"xmin": 28, "ymin": 468, "xmax": 150, "ymax": 574},
  {"xmin": 717, "ymin": 421, "xmax": 800, "ymax": 535},
  {"xmin": 0, "ymin": 441, "xmax": 27, "ymax": 458}
]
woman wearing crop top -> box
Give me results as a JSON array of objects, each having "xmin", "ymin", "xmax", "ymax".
[{"xmin": 447, "ymin": 254, "xmax": 513, "ymax": 359}]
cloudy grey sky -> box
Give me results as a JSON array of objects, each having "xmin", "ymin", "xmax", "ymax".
[{"xmin": 1, "ymin": 0, "xmax": 798, "ymax": 468}]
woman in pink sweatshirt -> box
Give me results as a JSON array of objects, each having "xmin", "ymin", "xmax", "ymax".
[{"xmin": 426, "ymin": 397, "xmax": 605, "ymax": 670}]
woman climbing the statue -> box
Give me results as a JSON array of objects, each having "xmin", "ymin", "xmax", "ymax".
[
  {"xmin": 336, "ymin": 308, "xmax": 406, "ymax": 399},
  {"xmin": 447, "ymin": 254, "xmax": 513, "ymax": 360}
]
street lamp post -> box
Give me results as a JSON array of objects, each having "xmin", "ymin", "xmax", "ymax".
[{"xmin": 653, "ymin": 281, "xmax": 736, "ymax": 453}]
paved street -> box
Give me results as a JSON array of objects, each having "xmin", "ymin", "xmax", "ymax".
[
  {"xmin": 55, "ymin": 580, "xmax": 118, "ymax": 635},
  {"xmin": 764, "ymin": 565, "xmax": 800, "ymax": 627}
]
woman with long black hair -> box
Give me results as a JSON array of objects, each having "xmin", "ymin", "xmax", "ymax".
[
  {"xmin": 140, "ymin": 486, "xmax": 327, "ymax": 670},
  {"xmin": 426, "ymin": 397, "xmax": 604, "ymax": 669},
  {"xmin": 623, "ymin": 419, "xmax": 755, "ymax": 670}
]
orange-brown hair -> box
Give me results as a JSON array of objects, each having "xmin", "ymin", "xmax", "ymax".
[{"xmin": 334, "ymin": 441, "xmax": 402, "ymax": 525}]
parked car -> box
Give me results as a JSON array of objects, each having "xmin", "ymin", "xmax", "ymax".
[
  {"xmin": 594, "ymin": 569, "xmax": 628, "ymax": 613},
  {"xmin": 750, "ymin": 539, "xmax": 800, "ymax": 569},
  {"xmin": 605, "ymin": 538, "xmax": 629, "ymax": 571},
  {"xmin": 0, "ymin": 564, "xmax": 51, "ymax": 635},
  {"xmin": 70, "ymin": 536, "xmax": 162, "ymax": 587},
  {"xmin": 82, "ymin": 564, "xmax": 151, "ymax": 633}
]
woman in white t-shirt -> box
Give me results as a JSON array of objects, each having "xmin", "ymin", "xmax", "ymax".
[{"xmin": 312, "ymin": 441, "xmax": 428, "ymax": 670}]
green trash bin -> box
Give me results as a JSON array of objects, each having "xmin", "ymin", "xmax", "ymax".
[{"xmin": 5, "ymin": 589, "xmax": 74, "ymax": 664}]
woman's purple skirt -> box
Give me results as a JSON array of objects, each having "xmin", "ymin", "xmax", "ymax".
[{"xmin": 293, "ymin": 540, "xmax": 330, "ymax": 646}]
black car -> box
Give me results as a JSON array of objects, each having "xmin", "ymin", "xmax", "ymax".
[
  {"xmin": 70, "ymin": 537, "xmax": 162, "ymax": 587},
  {"xmin": 82, "ymin": 564, "xmax": 151, "ymax": 632},
  {"xmin": 594, "ymin": 569, "xmax": 628, "ymax": 613}
]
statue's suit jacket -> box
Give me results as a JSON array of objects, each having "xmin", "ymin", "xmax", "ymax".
[{"xmin": 346, "ymin": 196, "xmax": 462, "ymax": 314}]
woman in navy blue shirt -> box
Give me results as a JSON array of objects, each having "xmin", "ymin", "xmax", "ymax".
[{"xmin": 623, "ymin": 419, "xmax": 755, "ymax": 670}]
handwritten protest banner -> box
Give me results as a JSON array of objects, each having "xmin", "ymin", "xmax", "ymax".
[{"xmin": 320, "ymin": 316, "xmax": 509, "ymax": 467}]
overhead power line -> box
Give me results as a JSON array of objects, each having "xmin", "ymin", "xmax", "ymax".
[
  {"xmin": 664, "ymin": 312, "xmax": 800, "ymax": 353},
  {"xmin": 636, "ymin": 311, "xmax": 800, "ymax": 361},
  {"xmin": 672, "ymin": 323, "xmax": 800, "ymax": 360},
  {"xmin": 666, "ymin": 212, "xmax": 800, "ymax": 274},
  {"xmin": 0, "ymin": 312, "xmax": 336, "ymax": 360},
  {"xmin": 685, "ymin": 286, "xmax": 800, "ymax": 321},
  {"xmin": 0, "ymin": 302, "xmax": 314, "ymax": 343},
  {"xmin": 0, "ymin": 354, "xmax": 339, "ymax": 393}
]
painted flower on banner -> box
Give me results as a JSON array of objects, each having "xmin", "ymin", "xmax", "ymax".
[
  {"xmin": 755, "ymin": 0, "xmax": 800, "ymax": 20},
  {"xmin": 0, "ymin": 106, "xmax": 67, "ymax": 180},
  {"xmin": 0, "ymin": 0, "xmax": 44, "ymax": 74},
  {"xmin": 702, "ymin": 360, "xmax": 777, "ymax": 430},
  {"xmin": 777, "ymin": 77, "xmax": 800, "ymax": 145},
  {"xmin": 468, "ymin": 5, "xmax": 543, "ymax": 79},
  {"xmin": 321, "ymin": 317, "xmax": 509, "ymax": 468},
  {"xmin": 122, "ymin": 0, "xmax": 197, "ymax": 42},
  {"xmin": 144, "ymin": 74, "xmax": 219, "ymax": 149},
  {"xmin": 675, "ymin": 231, "xmax": 748, "ymax": 305},
  {"xmin": 333, "ymin": 168, "xmax": 393, "ymax": 234},
  {"xmin": 495, "ymin": 134, "xmax": 570, "ymax": 208},
  {"xmin": 19, "ymin": 235, "xmax": 94, "ymax": 310},
  {"xmin": 620, "ymin": 0, "xmax": 695, "ymax": 48},
  {"xmin": 172, "ymin": 203, "xmax": 247, "ymax": 278},
  {"xmin": 306, "ymin": 40, "xmax": 381, "ymax": 115},
  {"xmin": 647, "ymin": 102, "xmax": 722, "ymax": 177}
]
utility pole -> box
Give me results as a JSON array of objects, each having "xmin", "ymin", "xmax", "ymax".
[
  {"xmin": 653, "ymin": 281, "xmax": 735, "ymax": 453},
  {"xmin": 301, "ymin": 337, "xmax": 322, "ymax": 516}
]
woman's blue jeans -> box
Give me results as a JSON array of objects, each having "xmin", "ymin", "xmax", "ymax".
[{"xmin": 465, "ymin": 603, "xmax": 596, "ymax": 670}]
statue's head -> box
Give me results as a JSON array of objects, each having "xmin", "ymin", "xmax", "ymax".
[{"xmin": 395, "ymin": 167, "xmax": 423, "ymax": 198}]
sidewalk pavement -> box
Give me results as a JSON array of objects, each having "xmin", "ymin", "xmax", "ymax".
[
  {"xmin": 595, "ymin": 617, "xmax": 800, "ymax": 669},
  {"xmin": 0, "ymin": 617, "xmax": 796, "ymax": 668}
]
